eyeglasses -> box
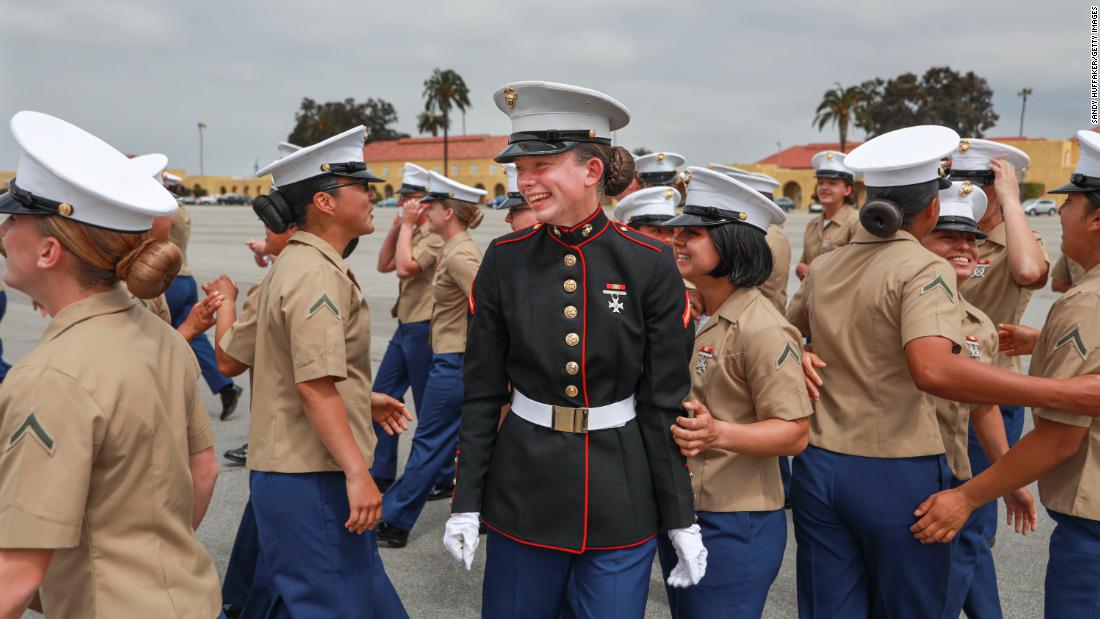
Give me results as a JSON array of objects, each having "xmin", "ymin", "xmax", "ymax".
[{"xmin": 315, "ymin": 179, "xmax": 374, "ymax": 194}]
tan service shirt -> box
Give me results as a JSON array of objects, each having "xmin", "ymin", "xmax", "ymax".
[
  {"xmin": 760, "ymin": 224, "xmax": 792, "ymax": 314},
  {"xmin": 934, "ymin": 299, "xmax": 997, "ymax": 480},
  {"xmin": 220, "ymin": 276, "xmax": 266, "ymax": 367},
  {"xmin": 959, "ymin": 222, "xmax": 1049, "ymax": 371},
  {"xmin": 247, "ymin": 231, "xmax": 376, "ymax": 473},
  {"xmin": 170, "ymin": 205, "xmax": 192, "ymax": 277},
  {"xmin": 689, "ymin": 287, "xmax": 813, "ymax": 512},
  {"xmin": 0, "ymin": 287, "xmax": 220, "ymax": 618},
  {"xmin": 430, "ymin": 231, "xmax": 483, "ymax": 354},
  {"xmin": 121, "ymin": 281, "xmax": 172, "ymax": 324},
  {"xmin": 787, "ymin": 228, "xmax": 965, "ymax": 457},
  {"xmin": 1052, "ymin": 254, "xmax": 1086, "ymax": 289},
  {"xmin": 1030, "ymin": 266, "xmax": 1100, "ymax": 520},
  {"xmin": 800, "ymin": 205, "xmax": 859, "ymax": 265},
  {"xmin": 392, "ymin": 223, "xmax": 444, "ymax": 323}
]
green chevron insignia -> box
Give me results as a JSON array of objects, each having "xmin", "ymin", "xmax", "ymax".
[
  {"xmin": 1055, "ymin": 326, "xmax": 1088, "ymax": 359},
  {"xmin": 308, "ymin": 294, "xmax": 341, "ymax": 319},
  {"xmin": 920, "ymin": 275, "xmax": 954, "ymax": 301},
  {"xmin": 776, "ymin": 342, "xmax": 799, "ymax": 369},
  {"xmin": 8, "ymin": 409, "xmax": 55, "ymax": 456}
]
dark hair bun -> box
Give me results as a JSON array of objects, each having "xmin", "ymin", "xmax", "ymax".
[
  {"xmin": 603, "ymin": 146, "xmax": 636, "ymax": 196},
  {"xmin": 253, "ymin": 190, "xmax": 294, "ymax": 233},
  {"xmin": 860, "ymin": 199, "xmax": 904, "ymax": 237}
]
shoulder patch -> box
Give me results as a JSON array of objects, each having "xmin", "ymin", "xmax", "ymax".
[
  {"xmin": 308, "ymin": 293, "xmax": 342, "ymax": 319},
  {"xmin": 921, "ymin": 275, "xmax": 955, "ymax": 301},
  {"xmin": 776, "ymin": 342, "xmax": 799, "ymax": 369},
  {"xmin": 8, "ymin": 408, "xmax": 55, "ymax": 456},
  {"xmin": 1055, "ymin": 325, "xmax": 1088, "ymax": 359}
]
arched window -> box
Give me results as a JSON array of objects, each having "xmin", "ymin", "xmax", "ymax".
[
  {"xmin": 475, "ymin": 183, "xmax": 485, "ymax": 192},
  {"xmin": 385, "ymin": 184, "xmax": 394, "ymax": 198},
  {"xmin": 220, "ymin": 186, "xmax": 227, "ymax": 194},
  {"xmin": 493, "ymin": 183, "xmax": 505, "ymax": 198},
  {"xmin": 782, "ymin": 181, "xmax": 802, "ymax": 210}
]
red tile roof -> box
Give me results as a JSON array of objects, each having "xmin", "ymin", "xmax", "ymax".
[
  {"xmin": 363, "ymin": 134, "xmax": 509, "ymax": 162},
  {"xmin": 756, "ymin": 142, "xmax": 864, "ymax": 169}
]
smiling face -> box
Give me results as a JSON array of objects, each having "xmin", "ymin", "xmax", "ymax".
[
  {"xmin": 815, "ymin": 177, "xmax": 852, "ymax": 208},
  {"xmin": 921, "ymin": 229, "xmax": 979, "ymax": 281},
  {"xmin": 671, "ymin": 226, "xmax": 721, "ymax": 285},
  {"xmin": 514, "ymin": 151, "xmax": 602, "ymax": 226}
]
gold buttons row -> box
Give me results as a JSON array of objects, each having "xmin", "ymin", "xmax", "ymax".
[
  {"xmin": 565, "ymin": 333, "xmax": 580, "ymax": 347},
  {"xmin": 563, "ymin": 251, "xmax": 580, "ymax": 401},
  {"xmin": 565, "ymin": 385, "xmax": 579, "ymax": 397},
  {"xmin": 563, "ymin": 279, "xmax": 577, "ymax": 293},
  {"xmin": 564, "ymin": 254, "xmax": 577, "ymax": 267},
  {"xmin": 564, "ymin": 305, "xmax": 577, "ymax": 319}
]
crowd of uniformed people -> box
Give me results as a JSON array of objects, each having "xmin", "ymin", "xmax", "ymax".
[{"xmin": 0, "ymin": 79, "xmax": 1098, "ymax": 619}]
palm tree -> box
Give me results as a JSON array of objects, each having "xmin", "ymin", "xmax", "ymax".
[
  {"xmin": 422, "ymin": 68, "xmax": 471, "ymax": 177},
  {"xmin": 813, "ymin": 82, "xmax": 866, "ymax": 152},
  {"xmin": 417, "ymin": 110, "xmax": 446, "ymax": 137}
]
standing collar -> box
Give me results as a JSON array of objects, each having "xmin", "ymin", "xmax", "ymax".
[
  {"xmin": 288, "ymin": 230, "xmax": 352, "ymax": 276},
  {"xmin": 545, "ymin": 208, "xmax": 610, "ymax": 246},
  {"xmin": 43, "ymin": 286, "xmax": 136, "ymax": 343}
]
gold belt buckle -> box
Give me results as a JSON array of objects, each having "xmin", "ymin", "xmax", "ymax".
[{"xmin": 552, "ymin": 406, "xmax": 589, "ymax": 433}]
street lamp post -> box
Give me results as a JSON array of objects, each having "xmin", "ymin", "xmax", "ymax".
[
  {"xmin": 197, "ymin": 122, "xmax": 207, "ymax": 176},
  {"xmin": 1017, "ymin": 88, "xmax": 1032, "ymax": 138}
]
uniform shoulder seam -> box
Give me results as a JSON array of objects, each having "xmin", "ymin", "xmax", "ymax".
[
  {"xmin": 494, "ymin": 226, "xmax": 542, "ymax": 247},
  {"xmin": 611, "ymin": 223, "xmax": 664, "ymax": 252}
]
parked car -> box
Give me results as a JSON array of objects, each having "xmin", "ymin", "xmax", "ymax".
[
  {"xmin": 220, "ymin": 193, "xmax": 250, "ymax": 205},
  {"xmin": 774, "ymin": 197, "xmax": 794, "ymax": 212},
  {"xmin": 486, "ymin": 196, "xmax": 508, "ymax": 209},
  {"xmin": 179, "ymin": 196, "xmax": 197, "ymax": 205},
  {"xmin": 1023, "ymin": 198, "xmax": 1057, "ymax": 216},
  {"xmin": 196, "ymin": 195, "xmax": 219, "ymax": 205},
  {"xmin": 808, "ymin": 203, "xmax": 824, "ymax": 213},
  {"xmin": 375, "ymin": 197, "xmax": 400, "ymax": 207}
]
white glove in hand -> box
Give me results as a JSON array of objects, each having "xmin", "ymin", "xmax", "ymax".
[
  {"xmin": 667, "ymin": 524, "xmax": 707, "ymax": 587},
  {"xmin": 443, "ymin": 512, "xmax": 481, "ymax": 570}
]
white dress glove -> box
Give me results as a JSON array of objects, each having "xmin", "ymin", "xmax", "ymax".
[
  {"xmin": 443, "ymin": 512, "xmax": 481, "ymax": 570},
  {"xmin": 666, "ymin": 524, "xmax": 707, "ymax": 587}
]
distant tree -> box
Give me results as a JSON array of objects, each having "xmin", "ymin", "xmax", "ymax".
[
  {"xmin": 288, "ymin": 97, "xmax": 409, "ymax": 145},
  {"xmin": 417, "ymin": 110, "xmax": 447, "ymax": 137},
  {"xmin": 631, "ymin": 147, "xmax": 652, "ymax": 156},
  {"xmin": 191, "ymin": 184, "xmax": 208, "ymax": 198},
  {"xmin": 422, "ymin": 68, "xmax": 471, "ymax": 177},
  {"xmin": 813, "ymin": 82, "xmax": 867, "ymax": 152},
  {"xmin": 855, "ymin": 67, "xmax": 998, "ymax": 137}
]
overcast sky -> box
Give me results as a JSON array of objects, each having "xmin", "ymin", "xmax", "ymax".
[{"xmin": 0, "ymin": 1, "xmax": 1090, "ymax": 176}]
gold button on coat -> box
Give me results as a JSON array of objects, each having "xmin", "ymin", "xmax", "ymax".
[
  {"xmin": 565, "ymin": 385, "xmax": 579, "ymax": 397},
  {"xmin": 565, "ymin": 361, "xmax": 579, "ymax": 375},
  {"xmin": 563, "ymin": 306, "xmax": 578, "ymax": 319},
  {"xmin": 565, "ymin": 333, "xmax": 580, "ymax": 347},
  {"xmin": 563, "ymin": 279, "xmax": 577, "ymax": 293},
  {"xmin": 563, "ymin": 254, "xmax": 577, "ymax": 267}
]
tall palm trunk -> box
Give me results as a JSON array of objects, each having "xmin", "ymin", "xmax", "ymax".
[{"xmin": 443, "ymin": 108, "xmax": 450, "ymax": 177}]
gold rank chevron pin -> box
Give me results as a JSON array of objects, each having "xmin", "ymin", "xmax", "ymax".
[
  {"xmin": 1055, "ymin": 326, "xmax": 1088, "ymax": 359},
  {"xmin": 8, "ymin": 408, "xmax": 55, "ymax": 456},
  {"xmin": 920, "ymin": 275, "xmax": 955, "ymax": 301},
  {"xmin": 308, "ymin": 294, "xmax": 341, "ymax": 319},
  {"xmin": 776, "ymin": 342, "xmax": 799, "ymax": 369}
]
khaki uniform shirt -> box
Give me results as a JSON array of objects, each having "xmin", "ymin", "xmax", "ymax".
[
  {"xmin": 760, "ymin": 224, "xmax": 792, "ymax": 314},
  {"xmin": 788, "ymin": 228, "xmax": 965, "ymax": 457},
  {"xmin": 220, "ymin": 276, "xmax": 265, "ymax": 367},
  {"xmin": 170, "ymin": 205, "xmax": 192, "ymax": 277},
  {"xmin": 1031, "ymin": 266, "xmax": 1100, "ymax": 520},
  {"xmin": 121, "ymin": 281, "xmax": 172, "ymax": 324},
  {"xmin": 0, "ymin": 288, "xmax": 220, "ymax": 618},
  {"xmin": 935, "ymin": 299, "xmax": 997, "ymax": 480},
  {"xmin": 247, "ymin": 231, "xmax": 376, "ymax": 473},
  {"xmin": 799, "ymin": 205, "xmax": 859, "ymax": 266},
  {"xmin": 430, "ymin": 231, "xmax": 482, "ymax": 354},
  {"xmin": 1052, "ymin": 254, "xmax": 1086, "ymax": 289},
  {"xmin": 392, "ymin": 223, "xmax": 444, "ymax": 324},
  {"xmin": 959, "ymin": 222, "xmax": 1049, "ymax": 372},
  {"xmin": 689, "ymin": 287, "xmax": 813, "ymax": 512}
]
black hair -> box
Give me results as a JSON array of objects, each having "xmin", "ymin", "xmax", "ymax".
[
  {"xmin": 860, "ymin": 179, "xmax": 940, "ymax": 237},
  {"xmin": 1085, "ymin": 192, "xmax": 1100, "ymax": 213},
  {"xmin": 252, "ymin": 174, "xmax": 341, "ymax": 233},
  {"xmin": 705, "ymin": 223, "xmax": 773, "ymax": 287}
]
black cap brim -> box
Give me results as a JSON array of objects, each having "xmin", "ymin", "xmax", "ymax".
[
  {"xmin": 815, "ymin": 171, "xmax": 855, "ymax": 183},
  {"xmin": 395, "ymin": 184, "xmax": 425, "ymax": 195},
  {"xmin": 1049, "ymin": 181, "xmax": 1100, "ymax": 194},
  {"xmin": 501, "ymin": 195, "xmax": 527, "ymax": 210},
  {"xmin": 333, "ymin": 169, "xmax": 385, "ymax": 183},
  {"xmin": 0, "ymin": 189, "xmax": 45, "ymax": 216},
  {"xmin": 495, "ymin": 140, "xmax": 582, "ymax": 164},
  {"xmin": 937, "ymin": 177, "xmax": 952, "ymax": 189},
  {"xmin": 662, "ymin": 212, "xmax": 729, "ymax": 228},
  {"xmin": 934, "ymin": 220, "xmax": 987, "ymax": 239}
]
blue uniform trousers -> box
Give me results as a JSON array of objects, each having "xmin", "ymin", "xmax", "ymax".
[
  {"xmin": 960, "ymin": 404, "xmax": 1025, "ymax": 618},
  {"xmin": 779, "ymin": 456, "xmax": 792, "ymax": 500},
  {"xmin": 222, "ymin": 498, "xmax": 259, "ymax": 609},
  {"xmin": 943, "ymin": 478, "xmax": 990, "ymax": 619},
  {"xmin": 166, "ymin": 275, "xmax": 233, "ymax": 394},
  {"xmin": 791, "ymin": 445, "xmax": 957, "ymax": 619},
  {"xmin": 0, "ymin": 291, "xmax": 10, "ymax": 382},
  {"xmin": 369, "ymin": 320, "xmax": 449, "ymax": 486},
  {"xmin": 1045, "ymin": 509, "xmax": 1100, "ymax": 618},
  {"xmin": 381, "ymin": 353, "xmax": 463, "ymax": 531},
  {"xmin": 484, "ymin": 530, "xmax": 655, "ymax": 619},
  {"xmin": 244, "ymin": 471, "xmax": 407, "ymax": 619},
  {"xmin": 656, "ymin": 510, "xmax": 786, "ymax": 619}
]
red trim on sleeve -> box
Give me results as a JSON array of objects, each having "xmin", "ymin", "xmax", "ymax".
[
  {"xmin": 468, "ymin": 280, "xmax": 476, "ymax": 314},
  {"xmin": 682, "ymin": 290, "xmax": 692, "ymax": 328}
]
